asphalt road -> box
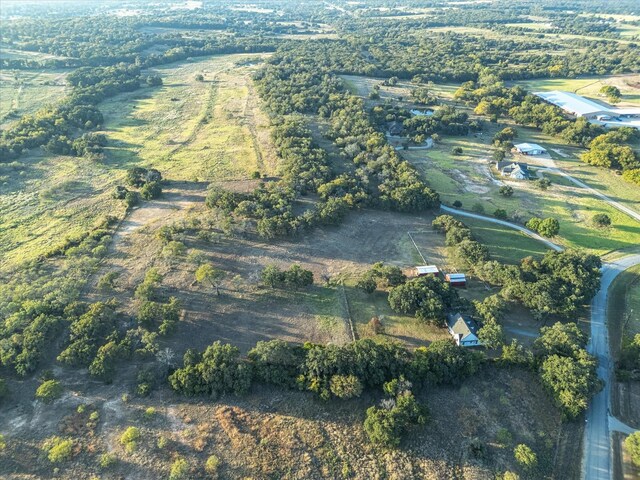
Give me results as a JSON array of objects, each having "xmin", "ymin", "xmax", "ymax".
[
  {"xmin": 583, "ymin": 254, "xmax": 640, "ymax": 480},
  {"xmin": 439, "ymin": 205, "xmax": 564, "ymax": 251}
]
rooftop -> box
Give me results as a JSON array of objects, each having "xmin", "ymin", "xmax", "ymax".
[
  {"xmin": 447, "ymin": 313, "xmax": 479, "ymax": 338},
  {"xmin": 515, "ymin": 142, "xmax": 545, "ymax": 151},
  {"xmin": 535, "ymin": 90, "xmax": 640, "ymax": 117},
  {"xmin": 415, "ymin": 265, "xmax": 439, "ymax": 274}
]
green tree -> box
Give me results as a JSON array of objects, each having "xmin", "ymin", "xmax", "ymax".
[
  {"xmin": 195, "ymin": 264, "xmax": 225, "ymax": 295},
  {"xmin": 625, "ymin": 431, "xmax": 640, "ymax": 467},
  {"xmin": 499, "ymin": 185, "xmax": 514, "ymax": 197},
  {"xmin": 36, "ymin": 379, "xmax": 63, "ymax": 403},
  {"xmin": 330, "ymin": 374, "xmax": 363, "ymax": 399},
  {"xmin": 513, "ymin": 444, "xmax": 537, "ymax": 470},
  {"xmin": 169, "ymin": 457, "xmax": 190, "ymax": 480},
  {"xmin": 592, "ymin": 213, "xmax": 611, "ymax": 228}
]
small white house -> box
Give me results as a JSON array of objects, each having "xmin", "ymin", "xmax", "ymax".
[
  {"xmin": 447, "ymin": 313, "xmax": 481, "ymax": 347},
  {"xmin": 514, "ymin": 143, "xmax": 546, "ymax": 155}
]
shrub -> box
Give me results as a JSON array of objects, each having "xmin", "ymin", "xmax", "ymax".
[
  {"xmin": 144, "ymin": 407, "xmax": 156, "ymax": 419},
  {"xmin": 99, "ymin": 452, "xmax": 116, "ymax": 468},
  {"xmin": 169, "ymin": 457, "xmax": 190, "ymax": 480},
  {"xmin": 471, "ymin": 202, "xmax": 485, "ymax": 214},
  {"xmin": 592, "ymin": 213, "xmax": 611, "ymax": 228},
  {"xmin": 120, "ymin": 426, "xmax": 141, "ymax": 453},
  {"xmin": 0, "ymin": 434, "xmax": 5, "ymax": 451},
  {"xmin": 452, "ymin": 146, "xmax": 463, "ymax": 155},
  {"xmin": 36, "ymin": 380, "xmax": 63, "ymax": 404},
  {"xmin": 536, "ymin": 178, "xmax": 551, "ymax": 190},
  {"xmin": 205, "ymin": 455, "xmax": 221, "ymax": 475},
  {"xmin": 513, "ymin": 443, "xmax": 537, "ymax": 470},
  {"xmin": 496, "ymin": 428, "xmax": 513, "ymax": 446},
  {"xmin": 124, "ymin": 191, "xmax": 139, "ymax": 209},
  {"xmin": 43, "ymin": 437, "xmax": 74, "ymax": 463},
  {"xmin": 499, "ymin": 185, "xmax": 514, "ymax": 197},
  {"xmin": 494, "ymin": 209, "xmax": 508, "ymax": 220},
  {"xmin": 162, "ymin": 240, "xmax": 186, "ymax": 257},
  {"xmin": 140, "ymin": 181, "xmax": 162, "ymax": 200},
  {"xmin": 330, "ymin": 375, "xmax": 363, "ymax": 399},
  {"xmin": 452, "ymin": 200, "xmax": 462, "ymax": 208}
]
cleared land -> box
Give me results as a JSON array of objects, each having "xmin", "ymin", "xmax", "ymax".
[
  {"xmin": 0, "ymin": 54, "xmax": 274, "ymax": 270},
  {"xmin": 0, "ymin": 69, "xmax": 69, "ymax": 128}
]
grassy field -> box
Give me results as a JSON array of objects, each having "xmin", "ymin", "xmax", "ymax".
[
  {"xmin": 102, "ymin": 54, "xmax": 277, "ymax": 182},
  {"xmin": 515, "ymin": 74, "xmax": 640, "ymax": 107},
  {"xmin": 398, "ymin": 115, "xmax": 640, "ymax": 255},
  {"xmin": 0, "ymin": 54, "xmax": 275, "ymax": 270},
  {"xmin": 0, "ymin": 69, "xmax": 69, "ymax": 128}
]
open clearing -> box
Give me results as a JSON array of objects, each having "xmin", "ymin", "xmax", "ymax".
[
  {"xmin": 0, "ymin": 54, "xmax": 274, "ymax": 271},
  {"xmin": 0, "ymin": 69, "xmax": 69, "ymax": 128}
]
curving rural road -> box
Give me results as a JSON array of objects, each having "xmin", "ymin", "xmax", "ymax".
[
  {"xmin": 534, "ymin": 155, "xmax": 640, "ymax": 224},
  {"xmin": 438, "ymin": 204, "xmax": 640, "ymax": 479},
  {"xmin": 440, "ymin": 205, "xmax": 564, "ymax": 251},
  {"xmin": 583, "ymin": 254, "xmax": 640, "ymax": 480}
]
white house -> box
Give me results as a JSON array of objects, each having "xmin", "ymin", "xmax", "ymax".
[
  {"xmin": 514, "ymin": 143, "xmax": 546, "ymax": 155},
  {"xmin": 447, "ymin": 313, "xmax": 481, "ymax": 347},
  {"xmin": 496, "ymin": 161, "xmax": 530, "ymax": 180}
]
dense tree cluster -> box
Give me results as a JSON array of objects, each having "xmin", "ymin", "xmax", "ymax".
[
  {"xmin": 260, "ymin": 264, "xmax": 314, "ymax": 289},
  {"xmin": 170, "ymin": 337, "xmax": 483, "ymax": 400},
  {"xmin": 534, "ymin": 322, "xmax": 602, "ymax": 418},
  {"xmin": 432, "ymin": 215, "xmax": 601, "ymax": 318}
]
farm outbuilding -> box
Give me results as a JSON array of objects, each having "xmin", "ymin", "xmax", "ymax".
[
  {"xmin": 447, "ymin": 313, "xmax": 481, "ymax": 347},
  {"xmin": 415, "ymin": 265, "xmax": 439, "ymax": 277},
  {"xmin": 514, "ymin": 143, "xmax": 546, "ymax": 155},
  {"xmin": 445, "ymin": 273, "xmax": 466, "ymax": 287}
]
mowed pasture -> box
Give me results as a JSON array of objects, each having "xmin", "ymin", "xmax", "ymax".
[
  {"xmin": 0, "ymin": 69, "xmax": 69, "ymax": 128},
  {"xmin": 85, "ymin": 201, "xmax": 454, "ymax": 356},
  {"xmin": 400, "ymin": 122, "xmax": 640, "ymax": 255}
]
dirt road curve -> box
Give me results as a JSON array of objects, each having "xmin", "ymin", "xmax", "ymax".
[
  {"xmin": 583, "ymin": 254, "xmax": 640, "ymax": 480},
  {"xmin": 439, "ymin": 205, "xmax": 564, "ymax": 252}
]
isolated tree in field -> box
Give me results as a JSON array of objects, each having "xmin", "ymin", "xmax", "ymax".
[
  {"xmin": 514, "ymin": 444, "xmax": 537, "ymax": 470},
  {"xmin": 499, "ymin": 185, "xmax": 514, "ymax": 197},
  {"xmin": 195, "ymin": 263, "xmax": 225, "ymax": 295},
  {"xmin": 195, "ymin": 73, "xmax": 204, "ymax": 82},
  {"xmin": 536, "ymin": 178, "xmax": 551, "ymax": 190},
  {"xmin": 599, "ymin": 85, "xmax": 621, "ymax": 103},
  {"xmin": 592, "ymin": 213, "xmax": 611, "ymax": 228},
  {"xmin": 625, "ymin": 431, "xmax": 640, "ymax": 467}
]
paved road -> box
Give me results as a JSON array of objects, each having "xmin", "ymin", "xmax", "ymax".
[
  {"xmin": 440, "ymin": 205, "xmax": 564, "ymax": 252},
  {"xmin": 534, "ymin": 155, "xmax": 640, "ymax": 224},
  {"xmin": 583, "ymin": 254, "xmax": 640, "ymax": 480}
]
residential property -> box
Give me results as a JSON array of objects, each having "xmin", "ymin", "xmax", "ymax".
[
  {"xmin": 388, "ymin": 121, "xmax": 403, "ymax": 136},
  {"xmin": 414, "ymin": 265, "xmax": 439, "ymax": 277},
  {"xmin": 496, "ymin": 161, "xmax": 530, "ymax": 180},
  {"xmin": 534, "ymin": 90, "xmax": 640, "ymax": 130},
  {"xmin": 514, "ymin": 142, "xmax": 546, "ymax": 155},
  {"xmin": 445, "ymin": 273, "xmax": 466, "ymax": 287},
  {"xmin": 447, "ymin": 313, "xmax": 481, "ymax": 347}
]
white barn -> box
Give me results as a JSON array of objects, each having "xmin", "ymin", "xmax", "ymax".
[
  {"xmin": 534, "ymin": 90, "xmax": 640, "ymax": 129},
  {"xmin": 514, "ymin": 143, "xmax": 546, "ymax": 155}
]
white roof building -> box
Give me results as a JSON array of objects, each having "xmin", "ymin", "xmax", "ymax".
[
  {"xmin": 534, "ymin": 90, "xmax": 640, "ymax": 129},
  {"xmin": 415, "ymin": 265, "xmax": 439, "ymax": 276},
  {"xmin": 514, "ymin": 143, "xmax": 546, "ymax": 155}
]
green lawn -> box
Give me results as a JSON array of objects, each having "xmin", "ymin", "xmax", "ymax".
[
  {"xmin": 0, "ymin": 54, "xmax": 272, "ymax": 270},
  {"xmin": 461, "ymin": 217, "xmax": 551, "ymax": 264},
  {"xmin": 400, "ymin": 122, "xmax": 640, "ymax": 255}
]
